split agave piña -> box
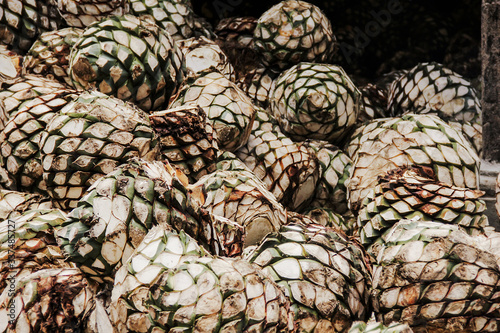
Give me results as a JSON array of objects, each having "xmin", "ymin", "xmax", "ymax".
[
  {"xmin": 169, "ymin": 69, "xmax": 256, "ymax": 152},
  {"xmin": 236, "ymin": 108, "xmax": 320, "ymax": 212},
  {"xmin": 149, "ymin": 104, "xmax": 218, "ymax": 184},
  {"xmin": 246, "ymin": 222, "xmax": 372, "ymax": 332},
  {"xmin": 372, "ymin": 220, "xmax": 500, "ymax": 332},
  {"xmin": 191, "ymin": 169, "xmax": 288, "ymax": 246},
  {"xmin": 56, "ymin": 159, "xmax": 221, "ymax": 286}
]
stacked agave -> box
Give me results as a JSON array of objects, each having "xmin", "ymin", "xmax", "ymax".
[
  {"xmin": 372, "ymin": 220, "xmax": 500, "ymax": 332},
  {"xmin": 109, "ymin": 224, "xmax": 293, "ymax": 332},
  {"xmin": 56, "ymin": 158, "xmax": 222, "ymax": 285}
]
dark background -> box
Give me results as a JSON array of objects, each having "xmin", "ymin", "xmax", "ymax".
[{"xmin": 191, "ymin": 0, "xmax": 481, "ymax": 82}]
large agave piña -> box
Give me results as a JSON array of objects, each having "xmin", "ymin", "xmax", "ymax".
[
  {"xmin": 191, "ymin": 169, "xmax": 288, "ymax": 246},
  {"xmin": 109, "ymin": 224, "xmax": 207, "ymax": 333},
  {"xmin": 0, "ymin": 0, "xmax": 62, "ymax": 52},
  {"xmin": 303, "ymin": 139, "xmax": 352, "ymax": 214},
  {"xmin": 236, "ymin": 108, "xmax": 320, "ymax": 212},
  {"xmin": 22, "ymin": 28, "xmax": 83, "ymax": 86},
  {"xmin": 0, "ymin": 75, "xmax": 68, "ymax": 121},
  {"xmin": 149, "ymin": 104, "xmax": 218, "ymax": 183},
  {"xmin": 69, "ymin": 14, "xmax": 186, "ymax": 112},
  {"xmin": 357, "ymin": 166, "xmax": 490, "ymax": 253},
  {"xmin": 146, "ymin": 256, "xmax": 294, "ymax": 332},
  {"xmin": 388, "ymin": 62, "xmax": 481, "ymax": 124},
  {"xmin": 346, "ymin": 114, "xmax": 480, "ymax": 210},
  {"xmin": 253, "ymin": 0, "xmax": 336, "ymax": 70},
  {"xmin": 0, "ymin": 268, "xmax": 95, "ymax": 333},
  {"xmin": 0, "ymin": 190, "xmax": 52, "ymax": 220},
  {"xmin": 388, "ymin": 62, "xmax": 482, "ymax": 154},
  {"xmin": 372, "ymin": 220, "xmax": 500, "ymax": 332},
  {"xmin": 0, "ymin": 89, "xmax": 77, "ymax": 192},
  {"xmin": 56, "ymin": 159, "xmax": 221, "ymax": 286},
  {"xmin": 55, "ymin": 0, "xmax": 127, "ymax": 28},
  {"xmin": 270, "ymin": 62, "xmax": 362, "ymax": 143},
  {"xmin": 169, "ymin": 69, "xmax": 256, "ymax": 152},
  {"xmin": 349, "ymin": 321, "xmax": 413, "ymax": 333},
  {"xmin": 39, "ymin": 91, "xmax": 159, "ymax": 210},
  {"xmin": 176, "ymin": 36, "xmax": 236, "ymax": 81},
  {"xmin": 246, "ymin": 222, "xmax": 372, "ymax": 332}
]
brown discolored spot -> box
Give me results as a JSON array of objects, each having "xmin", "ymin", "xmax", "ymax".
[{"xmin": 72, "ymin": 57, "xmax": 97, "ymax": 82}]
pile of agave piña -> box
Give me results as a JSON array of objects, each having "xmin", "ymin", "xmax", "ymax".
[{"xmin": 0, "ymin": 0, "xmax": 497, "ymax": 332}]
